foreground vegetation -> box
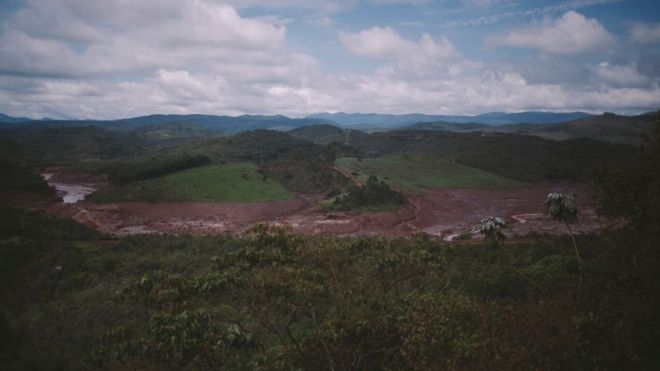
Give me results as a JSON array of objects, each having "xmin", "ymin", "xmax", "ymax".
[{"xmin": 1, "ymin": 203, "xmax": 658, "ymax": 370}]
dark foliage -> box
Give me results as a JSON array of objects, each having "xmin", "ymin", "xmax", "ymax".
[
  {"xmin": 331, "ymin": 176, "xmax": 405, "ymax": 211},
  {"xmin": 595, "ymin": 112, "xmax": 660, "ymax": 235},
  {"xmin": 103, "ymin": 154, "xmax": 212, "ymax": 184}
]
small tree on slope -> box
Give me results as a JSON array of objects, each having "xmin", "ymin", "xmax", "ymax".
[
  {"xmin": 475, "ymin": 216, "xmax": 507, "ymax": 248},
  {"xmin": 544, "ymin": 192, "xmax": 581, "ymax": 270}
]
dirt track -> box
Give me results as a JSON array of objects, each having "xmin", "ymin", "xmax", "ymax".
[{"xmin": 37, "ymin": 175, "xmax": 604, "ymax": 239}]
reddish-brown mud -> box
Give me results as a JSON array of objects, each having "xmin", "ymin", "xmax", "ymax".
[{"xmin": 33, "ymin": 171, "xmax": 605, "ymax": 239}]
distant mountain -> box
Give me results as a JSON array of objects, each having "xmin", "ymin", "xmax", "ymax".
[
  {"xmin": 523, "ymin": 112, "xmax": 655, "ymax": 145},
  {"xmin": 0, "ymin": 113, "xmax": 32, "ymax": 124},
  {"xmin": 307, "ymin": 111, "xmax": 594, "ymax": 127},
  {"xmin": 0, "ymin": 114, "xmax": 335, "ymax": 134},
  {"xmin": 97, "ymin": 114, "xmax": 335, "ymax": 133},
  {"xmin": 406, "ymin": 112, "xmax": 655, "ymax": 145},
  {"xmin": 407, "ymin": 121, "xmax": 490, "ymax": 132}
]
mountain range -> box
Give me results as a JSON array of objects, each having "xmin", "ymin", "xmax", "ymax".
[
  {"xmin": 0, "ymin": 111, "xmax": 595, "ymax": 129},
  {"xmin": 0, "ymin": 111, "xmax": 654, "ymax": 145},
  {"xmin": 305, "ymin": 111, "xmax": 594, "ymax": 127}
]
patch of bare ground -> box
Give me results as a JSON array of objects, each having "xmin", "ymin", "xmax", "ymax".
[{"xmin": 35, "ymin": 174, "xmax": 605, "ymax": 239}]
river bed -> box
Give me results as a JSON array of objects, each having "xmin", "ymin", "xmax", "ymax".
[{"xmin": 41, "ymin": 173, "xmax": 99, "ymax": 204}]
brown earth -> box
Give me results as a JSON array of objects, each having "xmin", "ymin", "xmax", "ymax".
[
  {"xmin": 37, "ymin": 176, "xmax": 605, "ymax": 239},
  {"xmin": 42, "ymin": 166, "xmax": 108, "ymax": 183}
]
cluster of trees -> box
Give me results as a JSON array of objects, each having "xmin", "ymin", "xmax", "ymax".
[
  {"xmin": 102, "ymin": 154, "xmax": 211, "ymax": 184},
  {"xmin": 0, "ymin": 138, "xmax": 52, "ymax": 194},
  {"xmin": 330, "ymin": 175, "xmax": 405, "ymax": 211}
]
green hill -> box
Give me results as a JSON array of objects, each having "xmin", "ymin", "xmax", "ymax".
[
  {"xmin": 90, "ymin": 162, "xmax": 293, "ymax": 202},
  {"xmin": 336, "ymin": 153, "xmax": 524, "ymax": 191},
  {"xmin": 406, "ymin": 112, "xmax": 655, "ymax": 145},
  {"xmin": 325, "ymin": 129, "xmax": 635, "ymax": 182}
]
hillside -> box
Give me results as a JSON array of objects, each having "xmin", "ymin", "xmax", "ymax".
[
  {"xmin": 286, "ymin": 124, "xmax": 345, "ymax": 144},
  {"xmin": 527, "ymin": 112, "xmax": 654, "ymax": 144},
  {"xmin": 0, "ymin": 114, "xmax": 334, "ymax": 134},
  {"xmin": 321, "ymin": 129, "xmax": 634, "ymax": 182},
  {"xmin": 407, "ymin": 112, "xmax": 655, "ymax": 145},
  {"xmin": 308, "ymin": 111, "xmax": 594, "ymax": 128},
  {"xmin": 0, "ymin": 113, "xmax": 32, "ymax": 124},
  {"xmin": 336, "ymin": 153, "xmax": 524, "ymax": 190}
]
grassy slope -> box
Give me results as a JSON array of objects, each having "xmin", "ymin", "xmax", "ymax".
[
  {"xmin": 90, "ymin": 162, "xmax": 293, "ymax": 202},
  {"xmin": 338, "ymin": 130, "xmax": 634, "ymax": 182},
  {"xmin": 336, "ymin": 153, "xmax": 525, "ymax": 191}
]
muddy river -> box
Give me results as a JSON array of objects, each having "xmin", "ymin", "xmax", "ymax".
[
  {"xmin": 37, "ymin": 169, "xmax": 607, "ymax": 239},
  {"xmin": 41, "ymin": 172, "xmax": 100, "ymax": 204}
]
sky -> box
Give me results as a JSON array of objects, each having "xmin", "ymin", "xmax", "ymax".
[{"xmin": 0, "ymin": 0, "xmax": 659, "ymax": 119}]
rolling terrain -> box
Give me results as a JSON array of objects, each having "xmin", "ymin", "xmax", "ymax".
[
  {"xmin": 90, "ymin": 162, "xmax": 293, "ymax": 203},
  {"xmin": 408, "ymin": 112, "xmax": 654, "ymax": 145},
  {"xmin": 0, "ymin": 114, "xmax": 635, "ymax": 239},
  {"xmin": 335, "ymin": 154, "xmax": 524, "ymax": 191},
  {"xmin": 1, "ymin": 111, "xmax": 659, "ymax": 371},
  {"xmin": 307, "ymin": 111, "xmax": 594, "ymax": 127}
]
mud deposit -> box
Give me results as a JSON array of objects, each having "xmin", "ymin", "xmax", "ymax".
[
  {"xmin": 38, "ymin": 170, "xmax": 605, "ymax": 239},
  {"xmin": 42, "ymin": 167, "xmax": 106, "ymax": 204}
]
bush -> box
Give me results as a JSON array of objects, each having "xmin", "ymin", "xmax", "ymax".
[{"xmin": 329, "ymin": 176, "xmax": 405, "ymax": 211}]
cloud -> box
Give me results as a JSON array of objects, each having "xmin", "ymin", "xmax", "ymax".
[
  {"xmin": 486, "ymin": 11, "xmax": 615, "ymax": 54},
  {"xmin": 630, "ymin": 22, "xmax": 660, "ymax": 44},
  {"xmin": 444, "ymin": 0, "xmax": 622, "ymax": 28},
  {"xmin": 0, "ymin": 1, "xmax": 658, "ymax": 119},
  {"xmin": 369, "ymin": 0, "xmax": 432, "ymax": 4},
  {"xmin": 0, "ymin": 0, "xmax": 323, "ymax": 118},
  {"xmin": 0, "ymin": 0, "xmax": 291, "ymax": 79},
  {"xmin": 340, "ymin": 26, "xmax": 415, "ymax": 59},
  {"xmin": 592, "ymin": 62, "xmax": 649, "ymax": 88},
  {"xmin": 339, "ymin": 26, "xmax": 456, "ymax": 60},
  {"xmin": 338, "ymin": 26, "xmax": 475, "ymax": 81},
  {"xmin": 224, "ymin": 0, "xmax": 356, "ymax": 14}
]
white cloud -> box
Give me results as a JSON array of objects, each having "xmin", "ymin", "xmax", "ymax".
[
  {"xmin": 0, "ymin": 0, "xmax": 290, "ymax": 79},
  {"xmin": 339, "ymin": 26, "xmax": 476, "ymax": 82},
  {"xmin": 630, "ymin": 22, "xmax": 660, "ymax": 44},
  {"xmin": 0, "ymin": 1, "xmax": 658, "ymax": 119},
  {"xmin": 339, "ymin": 26, "xmax": 457, "ymax": 61},
  {"xmin": 224, "ymin": 0, "xmax": 356, "ymax": 14},
  {"xmin": 486, "ymin": 11, "xmax": 615, "ymax": 54},
  {"xmin": 340, "ymin": 26, "xmax": 416, "ymax": 59},
  {"xmin": 592, "ymin": 62, "xmax": 649, "ymax": 88}
]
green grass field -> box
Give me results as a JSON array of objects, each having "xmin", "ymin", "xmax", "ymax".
[
  {"xmin": 91, "ymin": 162, "xmax": 294, "ymax": 202},
  {"xmin": 336, "ymin": 153, "xmax": 525, "ymax": 191}
]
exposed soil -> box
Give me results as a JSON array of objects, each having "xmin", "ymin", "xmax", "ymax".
[
  {"xmin": 41, "ymin": 167, "xmax": 107, "ymax": 204},
  {"xmin": 34, "ymin": 168, "xmax": 606, "ymax": 239}
]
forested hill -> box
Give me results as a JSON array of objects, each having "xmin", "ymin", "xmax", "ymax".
[
  {"xmin": 307, "ymin": 111, "xmax": 594, "ymax": 127},
  {"xmin": 0, "ymin": 114, "xmax": 333, "ymax": 134}
]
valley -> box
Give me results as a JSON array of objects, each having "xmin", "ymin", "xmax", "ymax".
[
  {"xmin": 3, "ymin": 2, "xmax": 660, "ymax": 368},
  {"xmin": 39, "ymin": 166, "xmax": 602, "ymax": 239},
  {"xmin": 1, "ymin": 110, "xmax": 658, "ymax": 370}
]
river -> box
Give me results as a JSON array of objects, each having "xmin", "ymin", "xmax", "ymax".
[{"xmin": 41, "ymin": 173, "xmax": 99, "ymax": 204}]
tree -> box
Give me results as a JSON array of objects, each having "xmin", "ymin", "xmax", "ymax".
[
  {"xmin": 544, "ymin": 192, "xmax": 581, "ymax": 270},
  {"xmin": 595, "ymin": 112, "xmax": 660, "ymax": 237},
  {"xmin": 475, "ymin": 216, "xmax": 507, "ymax": 248}
]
